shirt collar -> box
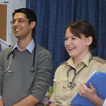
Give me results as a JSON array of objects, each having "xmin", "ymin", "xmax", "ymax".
[
  {"xmin": 12, "ymin": 39, "xmax": 35, "ymax": 53},
  {"xmin": 66, "ymin": 52, "xmax": 92, "ymax": 67},
  {"xmin": 82, "ymin": 52, "xmax": 92, "ymax": 66}
]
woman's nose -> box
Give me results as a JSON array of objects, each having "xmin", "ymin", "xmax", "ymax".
[{"xmin": 66, "ymin": 39, "xmax": 72, "ymax": 45}]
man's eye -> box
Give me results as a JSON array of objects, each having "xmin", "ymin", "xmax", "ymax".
[
  {"xmin": 12, "ymin": 20, "xmax": 16, "ymax": 24},
  {"xmin": 18, "ymin": 19, "xmax": 24, "ymax": 23}
]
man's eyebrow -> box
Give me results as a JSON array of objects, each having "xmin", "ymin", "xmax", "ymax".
[{"xmin": 13, "ymin": 18, "xmax": 25, "ymax": 20}]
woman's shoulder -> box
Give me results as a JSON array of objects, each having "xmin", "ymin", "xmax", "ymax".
[
  {"xmin": 60, "ymin": 61, "xmax": 67, "ymax": 65},
  {"xmin": 54, "ymin": 61, "xmax": 68, "ymax": 75},
  {"xmin": 92, "ymin": 56, "xmax": 106, "ymax": 64}
]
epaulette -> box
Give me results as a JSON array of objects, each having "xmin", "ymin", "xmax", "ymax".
[
  {"xmin": 60, "ymin": 61, "xmax": 67, "ymax": 65},
  {"xmin": 93, "ymin": 56, "xmax": 106, "ymax": 64}
]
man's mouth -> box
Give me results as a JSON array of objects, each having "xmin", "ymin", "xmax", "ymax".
[{"xmin": 15, "ymin": 28, "xmax": 21, "ymax": 31}]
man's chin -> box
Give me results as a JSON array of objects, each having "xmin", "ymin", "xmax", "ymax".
[{"xmin": 15, "ymin": 35, "xmax": 21, "ymax": 39}]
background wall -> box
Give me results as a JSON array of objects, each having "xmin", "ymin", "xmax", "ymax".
[
  {"xmin": 26, "ymin": 0, "xmax": 106, "ymax": 85},
  {"xmin": 0, "ymin": 0, "xmax": 26, "ymax": 45},
  {"xmin": 1, "ymin": 0, "xmax": 106, "ymax": 85}
]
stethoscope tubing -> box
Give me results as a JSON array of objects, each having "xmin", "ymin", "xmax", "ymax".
[
  {"xmin": 67, "ymin": 56, "xmax": 92, "ymax": 88},
  {"xmin": 5, "ymin": 43, "xmax": 36, "ymax": 73}
]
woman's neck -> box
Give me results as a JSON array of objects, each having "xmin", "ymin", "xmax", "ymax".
[{"xmin": 73, "ymin": 51, "xmax": 89, "ymax": 67}]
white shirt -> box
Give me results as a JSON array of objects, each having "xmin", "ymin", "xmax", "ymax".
[
  {"xmin": 103, "ymin": 98, "xmax": 106, "ymax": 106},
  {"xmin": 13, "ymin": 39, "xmax": 35, "ymax": 53}
]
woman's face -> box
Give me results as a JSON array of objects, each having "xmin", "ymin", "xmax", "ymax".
[{"xmin": 64, "ymin": 28, "xmax": 92, "ymax": 59}]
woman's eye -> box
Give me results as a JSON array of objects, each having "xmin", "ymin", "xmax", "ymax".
[
  {"xmin": 65, "ymin": 38, "xmax": 68, "ymax": 40},
  {"xmin": 72, "ymin": 37, "xmax": 76, "ymax": 40}
]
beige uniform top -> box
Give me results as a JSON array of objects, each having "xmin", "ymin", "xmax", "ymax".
[{"xmin": 50, "ymin": 52, "xmax": 106, "ymax": 106}]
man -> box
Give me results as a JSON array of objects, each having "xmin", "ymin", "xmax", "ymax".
[{"xmin": 0, "ymin": 8, "xmax": 53, "ymax": 106}]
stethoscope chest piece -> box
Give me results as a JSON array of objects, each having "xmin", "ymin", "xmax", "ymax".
[
  {"xmin": 67, "ymin": 81, "xmax": 76, "ymax": 89},
  {"xmin": 30, "ymin": 66, "xmax": 35, "ymax": 72}
]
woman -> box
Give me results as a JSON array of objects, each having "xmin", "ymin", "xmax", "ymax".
[{"xmin": 50, "ymin": 21, "xmax": 106, "ymax": 106}]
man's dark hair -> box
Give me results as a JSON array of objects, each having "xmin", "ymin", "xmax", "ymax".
[
  {"xmin": 13, "ymin": 8, "xmax": 37, "ymax": 24},
  {"xmin": 13, "ymin": 8, "xmax": 37, "ymax": 38}
]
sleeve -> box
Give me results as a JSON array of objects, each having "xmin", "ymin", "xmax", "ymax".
[
  {"xmin": 49, "ymin": 66, "xmax": 59, "ymax": 103},
  {"xmin": 0, "ymin": 52, "xmax": 4, "ymax": 96},
  {"xmin": 49, "ymin": 64, "xmax": 62, "ymax": 103},
  {"xmin": 103, "ymin": 98, "xmax": 106, "ymax": 106},
  {"xmin": 49, "ymin": 82, "xmax": 56, "ymax": 102},
  {"xmin": 30, "ymin": 49, "xmax": 53, "ymax": 102}
]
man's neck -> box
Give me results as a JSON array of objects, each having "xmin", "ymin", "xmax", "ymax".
[{"xmin": 17, "ymin": 38, "xmax": 32, "ymax": 50}]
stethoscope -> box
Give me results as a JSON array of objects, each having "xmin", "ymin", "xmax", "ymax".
[
  {"xmin": 64, "ymin": 56, "xmax": 92, "ymax": 89},
  {"xmin": 4, "ymin": 44, "xmax": 36, "ymax": 73}
]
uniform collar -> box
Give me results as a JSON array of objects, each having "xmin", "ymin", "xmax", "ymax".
[{"xmin": 66, "ymin": 52, "xmax": 92, "ymax": 67}]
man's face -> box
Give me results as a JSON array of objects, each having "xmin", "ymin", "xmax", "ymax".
[{"xmin": 11, "ymin": 13, "xmax": 32, "ymax": 40}]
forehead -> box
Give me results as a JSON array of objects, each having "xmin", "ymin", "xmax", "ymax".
[
  {"xmin": 13, "ymin": 13, "xmax": 27, "ymax": 19},
  {"xmin": 65, "ymin": 27, "xmax": 85, "ymax": 38},
  {"xmin": 65, "ymin": 28, "xmax": 73, "ymax": 36}
]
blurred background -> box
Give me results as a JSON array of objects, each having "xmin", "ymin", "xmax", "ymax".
[
  {"xmin": 26, "ymin": 0, "xmax": 106, "ymax": 84},
  {"xmin": 0, "ymin": 0, "xmax": 106, "ymax": 85}
]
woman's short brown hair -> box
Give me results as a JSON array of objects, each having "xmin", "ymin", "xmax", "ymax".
[{"xmin": 65, "ymin": 21, "xmax": 97, "ymax": 49}]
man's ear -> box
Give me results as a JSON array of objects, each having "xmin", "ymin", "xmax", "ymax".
[{"xmin": 30, "ymin": 21, "xmax": 36, "ymax": 29}]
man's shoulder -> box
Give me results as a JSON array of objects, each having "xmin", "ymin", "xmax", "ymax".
[
  {"xmin": 1, "ymin": 46, "xmax": 13, "ymax": 54},
  {"xmin": 0, "ymin": 46, "xmax": 13, "ymax": 60},
  {"xmin": 36, "ymin": 43, "xmax": 51, "ymax": 55}
]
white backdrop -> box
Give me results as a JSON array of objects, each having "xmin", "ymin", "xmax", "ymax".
[{"xmin": 0, "ymin": 0, "xmax": 26, "ymax": 45}]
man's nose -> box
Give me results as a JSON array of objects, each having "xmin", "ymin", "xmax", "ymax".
[{"xmin": 14, "ymin": 20, "xmax": 20, "ymax": 25}]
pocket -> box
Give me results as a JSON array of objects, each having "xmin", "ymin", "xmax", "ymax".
[
  {"xmin": 53, "ymin": 77, "xmax": 71, "ymax": 97},
  {"xmin": 53, "ymin": 77, "xmax": 67, "ymax": 82},
  {"xmin": 53, "ymin": 77, "xmax": 73, "ymax": 105}
]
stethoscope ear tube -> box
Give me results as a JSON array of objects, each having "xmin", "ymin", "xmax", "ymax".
[
  {"xmin": 30, "ymin": 43, "xmax": 36, "ymax": 72},
  {"xmin": 7, "ymin": 51, "xmax": 15, "ymax": 60},
  {"xmin": 4, "ymin": 51, "xmax": 15, "ymax": 73}
]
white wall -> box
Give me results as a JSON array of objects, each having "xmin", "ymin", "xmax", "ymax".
[{"xmin": 0, "ymin": 0, "xmax": 26, "ymax": 45}]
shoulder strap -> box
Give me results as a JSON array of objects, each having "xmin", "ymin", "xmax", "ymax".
[
  {"xmin": 93, "ymin": 56, "xmax": 106, "ymax": 64},
  {"xmin": 60, "ymin": 61, "xmax": 67, "ymax": 65}
]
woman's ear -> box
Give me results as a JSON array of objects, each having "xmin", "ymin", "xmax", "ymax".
[
  {"xmin": 87, "ymin": 36, "xmax": 93, "ymax": 46},
  {"xmin": 30, "ymin": 21, "xmax": 36, "ymax": 29}
]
